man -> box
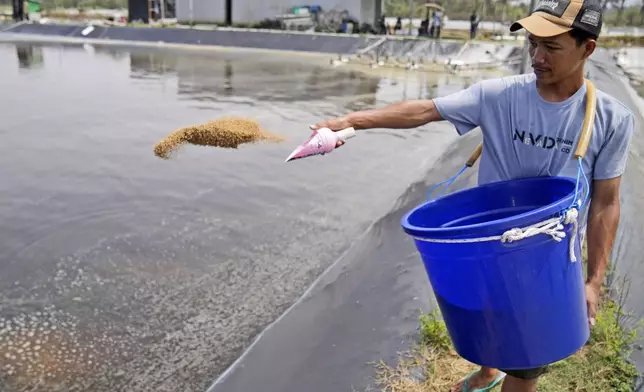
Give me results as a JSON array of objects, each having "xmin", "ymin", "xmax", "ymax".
[
  {"xmin": 432, "ymin": 10, "xmax": 443, "ymax": 39},
  {"xmin": 378, "ymin": 14, "xmax": 388, "ymax": 35},
  {"xmin": 470, "ymin": 11, "xmax": 480, "ymax": 40},
  {"xmin": 394, "ymin": 17, "xmax": 402, "ymax": 35},
  {"xmin": 311, "ymin": 0, "xmax": 634, "ymax": 391}
]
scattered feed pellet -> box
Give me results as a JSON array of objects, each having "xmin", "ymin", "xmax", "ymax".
[{"xmin": 153, "ymin": 117, "xmax": 284, "ymax": 159}]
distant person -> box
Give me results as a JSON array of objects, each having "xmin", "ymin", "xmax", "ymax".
[
  {"xmin": 470, "ymin": 12, "xmax": 480, "ymax": 39},
  {"xmin": 394, "ymin": 17, "xmax": 402, "ymax": 34},
  {"xmin": 311, "ymin": 5, "xmax": 322, "ymax": 24},
  {"xmin": 378, "ymin": 14, "xmax": 388, "ymax": 35},
  {"xmin": 310, "ymin": 1, "xmax": 633, "ymax": 391},
  {"xmin": 350, "ymin": 19, "xmax": 360, "ymax": 33},
  {"xmin": 340, "ymin": 18, "xmax": 349, "ymax": 33},
  {"xmin": 419, "ymin": 18, "xmax": 430, "ymax": 37},
  {"xmin": 12, "ymin": 0, "xmax": 25, "ymax": 21},
  {"xmin": 432, "ymin": 10, "xmax": 443, "ymax": 38},
  {"xmin": 429, "ymin": 11, "xmax": 436, "ymax": 37}
]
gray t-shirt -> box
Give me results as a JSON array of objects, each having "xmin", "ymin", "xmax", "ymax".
[{"xmin": 433, "ymin": 73, "xmax": 635, "ymax": 226}]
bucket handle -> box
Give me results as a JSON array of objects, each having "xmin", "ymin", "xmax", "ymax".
[
  {"xmin": 569, "ymin": 79, "xmax": 596, "ymax": 210},
  {"xmin": 575, "ymin": 79, "xmax": 596, "ymax": 160},
  {"xmin": 465, "ymin": 143, "xmax": 483, "ymax": 168},
  {"xmin": 428, "ymin": 79, "xmax": 596, "ymax": 206}
]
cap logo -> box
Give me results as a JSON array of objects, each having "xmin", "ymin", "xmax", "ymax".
[
  {"xmin": 580, "ymin": 9, "xmax": 600, "ymax": 26},
  {"xmin": 534, "ymin": 0, "xmax": 569, "ymax": 17},
  {"xmin": 536, "ymin": 0, "xmax": 559, "ymax": 10}
]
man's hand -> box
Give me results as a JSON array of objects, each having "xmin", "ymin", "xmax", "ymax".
[
  {"xmin": 310, "ymin": 117, "xmax": 353, "ymax": 148},
  {"xmin": 585, "ymin": 282, "xmax": 600, "ymax": 327},
  {"xmin": 310, "ymin": 116, "xmax": 353, "ymax": 132}
]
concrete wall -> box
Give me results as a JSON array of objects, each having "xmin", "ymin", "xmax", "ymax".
[
  {"xmin": 3, "ymin": 23, "xmax": 380, "ymax": 55},
  {"xmin": 360, "ymin": 0, "xmax": 376, "ymax": 26},
  {"xmin": 176, "ymin": 0, "xmax": 383, "ymax": 26},
  {"xmin": 176, "ymin": 0, "xmax": 225, "ymax": 24}
]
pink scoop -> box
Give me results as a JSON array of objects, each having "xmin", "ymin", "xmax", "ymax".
[{"xmin": 285, "ymin": 127, "xmax": 356, "ymax": 162}]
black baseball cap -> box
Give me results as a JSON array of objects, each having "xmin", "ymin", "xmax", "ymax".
[{"xmin": 510, "ymin": 0, "xmax": 602, "ymax": 38}]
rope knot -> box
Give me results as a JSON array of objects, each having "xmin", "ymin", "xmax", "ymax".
[
  {"xmin": 501, "ymin": 228, "xmax": 524, "ymax": 243},
  {"xmin": 564, "ymin": 208, "xmax": 579, "ymax": 225},
  {"xmin": 501, "ymin": 217, "xmax": 566, "ymax": 244},
  {"xmin": 548, "ymin": 224, "xmax": 566, "ymax": 242},
  {"xmin": 564, "ymin": 208, "xmax": 579, "ymax": 263}
]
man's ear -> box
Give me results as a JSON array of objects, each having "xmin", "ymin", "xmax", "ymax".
[{"xmin": 583, "ymin": 39, "xmax": 597, "ymax": 60}]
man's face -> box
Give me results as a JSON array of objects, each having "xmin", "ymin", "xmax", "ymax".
[{"xmin": 528, "ymin": 32, "xmax": 596, "ymax": 84}]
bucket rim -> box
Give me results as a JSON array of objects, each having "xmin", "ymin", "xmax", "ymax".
[{"xmin": 401, "ymin": 176, "xmax": 578, "ymax": 240}]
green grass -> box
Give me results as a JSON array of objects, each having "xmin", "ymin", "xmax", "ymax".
[
  {"xmin": 412, "ymin": 299, "xmax": 640, "ymax": 392},
  {"xmin": 376, "ymin": 268, "xmax": 640, "ymax": 392},
  {"xmin": 537, "ymin": 300, "xmax": 639, "ymax": 392},
  {"xmin": 419, "ymin": 312, "xmax": 451, "ymax": 352}
]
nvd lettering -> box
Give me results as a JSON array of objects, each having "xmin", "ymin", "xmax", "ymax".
[{"xmin": 513, "ymin": 130, "xmax": 572, "ymax": 153}]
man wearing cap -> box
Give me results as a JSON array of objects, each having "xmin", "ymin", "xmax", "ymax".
[{"xmin": 311, "ymin": 0, "xmax": 634, "ymax": 391}]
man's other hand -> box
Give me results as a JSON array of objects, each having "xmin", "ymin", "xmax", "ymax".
[{"xmin": 585, "ymin": 282, "xmax": 600, "ymax": 327}]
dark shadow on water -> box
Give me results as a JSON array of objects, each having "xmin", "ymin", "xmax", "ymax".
[
  {"xmin": 15, "ymin": 44, "xmax": 43, "ymax": 70},
  {"xmin": 129, "ymin": 50, "xmax": 178, "ymax": 80},
  {"xmin": 175, "ymin": 61, "xmax": 381, "ymax": 104},
  {"xmin": 125, "ymin": 49, "xmax": 381, "ymax": 104},
  {"xmin": 90, "ymin": 45, "xmax": 129, "ymax": 61}
]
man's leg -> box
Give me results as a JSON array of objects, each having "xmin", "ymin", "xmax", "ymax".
[
  {"xmin": 450, "ymin": 367, "xmax": 500, "ymax": 392},
  {"xmin": 501, "ymin": 376, "xmax": 537, "ymax": 392},
  {"xmin": 499, "ymin": 367, "xmax": 547, "ymax": 392}
]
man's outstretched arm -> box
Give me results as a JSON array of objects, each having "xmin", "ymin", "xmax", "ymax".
[
  {"xmin": 312, "ymin": 100, "xmax": 443, "ymax": 132},
  {"xmin": 311, "ymin": 81, "xmax": 489, "ymax": 146}
]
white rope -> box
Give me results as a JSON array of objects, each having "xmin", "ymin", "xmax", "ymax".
[
  {"xmin": 412, "ymin": 208, "xmax": 580, "ymax": 262},
  {"xmin": 563, "ymin": 208, "xmax": 579, "ymax": 263}
]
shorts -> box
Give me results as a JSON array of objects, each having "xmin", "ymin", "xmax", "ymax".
[{"xmin": 499, "ymin": 366, "xmax": 548, "ymax": 380}]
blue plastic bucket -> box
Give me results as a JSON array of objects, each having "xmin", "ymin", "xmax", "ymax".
[{"xmin": 401, "ymin": 176, "xmax": 589, "ymax": 370}]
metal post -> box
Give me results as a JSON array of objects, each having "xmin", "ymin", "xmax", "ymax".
[
  {"xmin": 408, "ymin": 0, "xmax": 414, "ymax": 36},
  {"xmin": 160, "ymin": 0, "xmax": 165, "ymax": 21},
  {"xmin": 189, "ymin": 0, "xmax": 193, "ymax": 25},
  {"xmin": 12, "ymin": 0, "xmax": 24, "ymax": 21},
  {"xmin": 225, "ymin": 0, "xmax": 232, "ymax": 26}
]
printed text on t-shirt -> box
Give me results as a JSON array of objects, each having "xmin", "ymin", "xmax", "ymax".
[{"xmin": 513, "ymin": 129, "xmax": 574, "ymax": 153}]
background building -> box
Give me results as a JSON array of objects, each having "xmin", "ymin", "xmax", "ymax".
[{"xmin": 175, "ymin": 0, "xmax": 383, "ymax": 29}]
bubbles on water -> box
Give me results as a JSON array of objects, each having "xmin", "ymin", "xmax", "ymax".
[
  {"xmin": 0, "ymin": 308, "xmax": 106, "ymax": 383},
  {"xmin": 0, "ymin": 300, "xmax": 135, "ymax": 391},
  {"xmin": 0, "ymin": 232, "xmax": 205, "ymax": 391}
]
